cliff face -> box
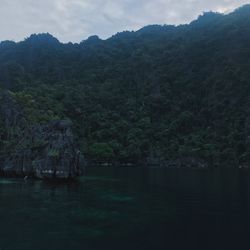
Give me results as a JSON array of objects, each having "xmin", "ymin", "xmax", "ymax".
[{"xmin": 0, "ymin": 91, "xmax": 85, "ymax": 179}]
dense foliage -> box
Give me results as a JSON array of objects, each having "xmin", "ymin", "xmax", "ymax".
[{"xmin": 1, "ymin": 5, "xmax": 250, "ymax": 166}]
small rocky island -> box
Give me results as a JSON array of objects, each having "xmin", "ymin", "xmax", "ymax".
[{"xmin": 0, "ymin": 91, "xmax": 84, "ymax": 179}]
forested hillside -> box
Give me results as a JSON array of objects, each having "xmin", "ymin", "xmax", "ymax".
[{"xmin": 1, "ymin": 5, "xmax": 250, "ymax": 166}]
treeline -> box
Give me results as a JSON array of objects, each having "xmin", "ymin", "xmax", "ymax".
[{"xmin": 1, "ymin": 5, "xmax": 250, "ymax": 166}]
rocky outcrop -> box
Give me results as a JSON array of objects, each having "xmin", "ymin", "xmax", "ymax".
[
  {"xmin": 145, "ymin": 156, "xmax": 208, "ymax": 168},
  {"xmin": 159, "ymin": 158, "xmax": 208, "ymax": 168},
  {"xmin": 0, "ymin": 91, "xmax": 85, "ymax": 179}
]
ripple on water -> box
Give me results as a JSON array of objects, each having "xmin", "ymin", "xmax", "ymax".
[{"xmin": 0, "ymin": 179, "xmax": 19, "ymax": 184}]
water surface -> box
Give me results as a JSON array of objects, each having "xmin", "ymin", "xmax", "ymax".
[{"xmin": 0, "ymin": 167, "xmax": 250, "ymax": 250}]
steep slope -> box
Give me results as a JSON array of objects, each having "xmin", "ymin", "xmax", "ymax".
[
  {"xmin": 1, "ymin": 5, "xmax": 250, "ymax": 166},
  {"xmin": 0, "ymin": 91, "xmax": 84, "ymax": 178}
]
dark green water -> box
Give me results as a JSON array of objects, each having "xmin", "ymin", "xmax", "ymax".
[{"xmin": 0, "ymin": 167, "xmax": 250, "ymax": 250}]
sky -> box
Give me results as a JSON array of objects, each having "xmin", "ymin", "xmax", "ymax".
[{"xmin": 0, "ymin": 0, "xmax": 249, "ymax": 43}]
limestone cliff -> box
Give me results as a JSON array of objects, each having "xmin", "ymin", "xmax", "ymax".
[{"xmin": 0, "ymin": 91, "xmax": 84, "ymax": 179}]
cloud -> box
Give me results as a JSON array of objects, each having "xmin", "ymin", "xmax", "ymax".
[{"xmin": 0, "ymin": 0, "xmax": 249, "ymax": 42}]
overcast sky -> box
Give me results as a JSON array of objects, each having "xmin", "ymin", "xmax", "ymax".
[{"xmin": 0, "ymin": 0, "xmax": 249, "ymax": 43}]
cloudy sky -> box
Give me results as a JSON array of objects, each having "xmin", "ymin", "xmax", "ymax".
[{"xmin": 0, "ymin": 0, "xmax": 249, "ymax": 43}]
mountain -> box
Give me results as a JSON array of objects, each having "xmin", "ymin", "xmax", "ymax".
[{"xmin": 1, "ymin": 5, "xmax": 250, "ymax": 167}]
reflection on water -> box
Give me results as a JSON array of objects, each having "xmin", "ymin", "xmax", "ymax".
[{"xmin": 0, "ymin": 167, "xmax": 250, "ymax": 250}]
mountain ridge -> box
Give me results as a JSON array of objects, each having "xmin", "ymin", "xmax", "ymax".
[
  {"xmin": 1, "ymin": 4, "xmax": 250, "ymax": 45},
  {"xmin": 0, "ymin": 4, "xmax": 250, "ymax": 166}
]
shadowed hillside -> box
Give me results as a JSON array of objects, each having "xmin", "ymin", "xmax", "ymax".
[{"xmin": 1, "ymin": 5, "xmax": 250, "ymax": 166}]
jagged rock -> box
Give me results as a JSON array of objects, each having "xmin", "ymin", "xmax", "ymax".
[
  {"xmin": 160, "ymin": 158, "xmax": 208, "ymax": 168},
  {"xmin": 0, "ymin": 91, "xmax": 85, "ymax": 179}
]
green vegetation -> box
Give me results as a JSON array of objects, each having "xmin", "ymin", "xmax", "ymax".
[{"xmin": 1, "ymin": 5, "xmax": 250, "ymax": 166}]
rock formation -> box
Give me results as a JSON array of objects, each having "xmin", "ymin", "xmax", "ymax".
[{"xmin": 0, "ymin": 91, "xmax": 85, "ymax": 179}]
